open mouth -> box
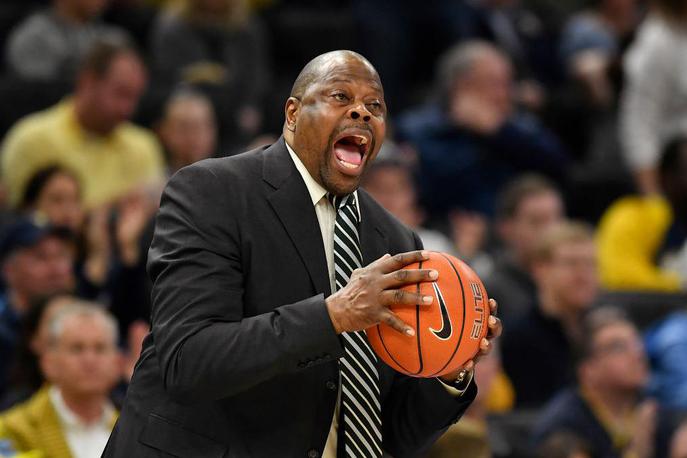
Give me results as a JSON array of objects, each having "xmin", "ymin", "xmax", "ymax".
[{"xmin": 333, "ymin": 134, "xmax": 370, "ymax": 171}]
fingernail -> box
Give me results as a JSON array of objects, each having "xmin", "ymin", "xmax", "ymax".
[
  {"xmin": 423, "ymin": 295, "xmax": 433, "ymax": 304},
  {"xmin": 421, "ymin": 250, "xmax": 429, "ymax": 258},
  {"xmin": 429, "ymin": 270, "xmax": 438, "ymax": 279},
  {"xmin": 489, "ymin": 316, "xmax": 496, "ymax": 325},
  {"xmin": 406, "ymin": 328, "xmax": 415, "ymax": 336}
]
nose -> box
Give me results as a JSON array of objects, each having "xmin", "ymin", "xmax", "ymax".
[{"xmin": 349, "ymin": 104, "xmax": 371, "ymax": 123}]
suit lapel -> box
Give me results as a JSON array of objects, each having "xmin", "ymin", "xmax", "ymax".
[{"xmin": 263, "ymin": 138, "xmax": 331, "ymax": 297}]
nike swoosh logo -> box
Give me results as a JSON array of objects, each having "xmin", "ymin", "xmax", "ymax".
[{"xmin": 429, "ymin": 283, "xmax": 452, "ymax": 340}]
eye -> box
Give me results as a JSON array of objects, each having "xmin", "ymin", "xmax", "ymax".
[
  {"xmin": 331, "ymin": 92, "xmax": 349, "ymax": 102},
  {"xmin": 366, "ymin": 101, "xmax": 383, "ymax": 113}
]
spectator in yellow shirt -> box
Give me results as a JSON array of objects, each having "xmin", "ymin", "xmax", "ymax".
[
  {"xmin": 597, "ymin": 136, "xmax": 687, "ymax": 291},
  {"xmin": 1, "ymin": 38, "xmax": 164, "ymax": 210}
]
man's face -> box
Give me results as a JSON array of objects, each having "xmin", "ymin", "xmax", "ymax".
[
  {"xmin": 160, "ymin": 98, "xmax": 217, "ymax": 168},
  {"xmin": 453, "ymin": 52, "xmax": 513, "ymax": 118},
  {"xmin": 537, "ymin": 240, "xmax": 598, "ymax": 312},
  {"xmin": 586, "ymin": 323, "xmax": 648, "ymax": 391},
  {"xmin": 504, "ymin": 191, "xmax": 564, "ymax": 263},
  {"xmin": 84, "ymin": 53, "xmax": 147, "ymax": 134},
  {"xmin": 285, "ymin": 56, "xmax": 387, "ymax": 196},
  {"xmin": 4, "ymin": 237, "xmax": 75, "ymax": 306},
  {"xmin": 43, "ymin": 314, "xmax": 120, "ymax": 396}
]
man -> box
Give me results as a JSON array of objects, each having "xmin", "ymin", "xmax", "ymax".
[
  {"xmin": 0, "ymin": 303, "xmax": 121, "ymax": 458},
  {"xmin": 486, "ymin": 174, "xmax": 565, "ymax": 326},
  {"xmin": 532, "ymin": 307, "xmax": 656, "ymax": 458},
  {"xmin": 501, "ymin": 221, "xmax": 598, "ymax": 407},
  {"xmin": 396, "ymin": 40, "xmax": 567, "ymax": 218},
  {"xmin": 0, "ymin": 217, "xmax": 76, "ymax": 398},
  {"xmin": 5, "ymin": 0, "xmax": 127, "ymax": 81},
  {"xmin": 597, "ymin": 136, "xmax": 687, "ymax": 291},
  {"xmin": 157, "ymin": 88, "xmax": 218, "ymax": 175},
  {"xmin": 1, "ymin": 38, "xmax": 164, "ymax": 209},
  {"xmin": 103, "ymin": 51, "xmax": 501, "ymax": 457}
]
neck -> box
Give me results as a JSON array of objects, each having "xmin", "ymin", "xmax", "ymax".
[
  {"xmin": 58, "ymin": 387, "xmax": 107, "ymax": 425},
  {"xmin": 582, "ymin": 381, "xmax": 638, "ymax": 419},
  {"xmin": 73, "ymin": 95, "xmax": 110, "ymax": 136}
]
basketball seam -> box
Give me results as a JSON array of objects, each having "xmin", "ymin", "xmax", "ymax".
[
  {"xmin": 428, "ymin": 253, "xmax": 467, "ymax": 378},
  {"xmin": 377, "ymin": 324, "xmax": 411, "ymax": 374}
]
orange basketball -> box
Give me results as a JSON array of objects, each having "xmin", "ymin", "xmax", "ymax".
[{"xmin": 366, "ymin": 252, "xmax": 489, "ymax": 378}]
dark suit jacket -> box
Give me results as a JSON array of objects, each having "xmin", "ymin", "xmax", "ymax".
[{"xmin": 102, "ymin": 138, "xmax": 476, "ymax": 458}]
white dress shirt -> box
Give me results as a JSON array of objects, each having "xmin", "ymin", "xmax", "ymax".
[{"xmin": 49, "ymin": 386, "xmax": 115, "ymax": 458}]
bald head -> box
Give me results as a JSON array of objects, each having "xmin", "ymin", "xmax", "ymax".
[{"xmin": 290, "ymin": 50, "xmax": 381, "ymax": 100}]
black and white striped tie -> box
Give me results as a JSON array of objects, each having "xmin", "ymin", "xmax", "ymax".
[{"xmin": 329, "ymin": 193, "xmax": 383, "ymax": 458}]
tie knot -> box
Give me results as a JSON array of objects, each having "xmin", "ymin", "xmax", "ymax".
[{"xmin": 328, "ymin": 193, "xmax": 357, "ymax": 213}]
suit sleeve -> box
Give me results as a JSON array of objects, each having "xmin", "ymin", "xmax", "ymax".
[
  {"xmin": 382, "ymin": 231, "xmax": 477, "ymax": 458},
  {"xmin": 147, "ymin": 164, "xmax": 343, "ymax": 403}
]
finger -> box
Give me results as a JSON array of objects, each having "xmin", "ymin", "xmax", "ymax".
[
  {"xmin": 487, "ymin": 315, "xmax": 502, "ymax": 339},
  {"xmin": 380, "ymin": 289, "xmax": 433, "ymax": 307},
  {"xmin": 489, "ymin": 298, "xmax": 498, "ymax": 316},
  {"xmin": 477, "ymin": 337, "xmax": 492, "ymax": 357},
  {"xmin": 369, "ymin": 253, "xmax": 393, "ymax": 269},
  {"xmin": 382, "ymin": 268, "xmax": 438, "ymax": 288},
  {"xmin": 377, "ymin": 250, "xmax": 431, "ymax": 274},
  {"xmin": 380, "ymin": 310, "xmax": 415, "ymax": 336}
]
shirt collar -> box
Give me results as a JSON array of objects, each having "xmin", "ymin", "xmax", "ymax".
[
  {"xmin": 285, "ymin": 140, "xmax": 361, "ymax": 220},
  {"xmin": 49, "ymin": 385, "xmax": 115, "ymax": 430}
]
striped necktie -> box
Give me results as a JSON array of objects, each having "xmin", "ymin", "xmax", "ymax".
[{"xmin": 329, "ymin": 193, "xmax": 383, "ymax": 458}]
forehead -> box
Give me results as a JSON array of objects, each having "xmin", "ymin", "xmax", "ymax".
[
  {"xmin": 314, "ymin": 59, "xmax": 383, "ymax": 93},
  {"xmin": 594, "ymin": 322, "xmax": 636, "ymax": 345}
]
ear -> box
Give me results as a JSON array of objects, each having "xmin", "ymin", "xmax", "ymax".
[
  {"xmin": 284, "ymin": 97, "xmax": 300, "ymax": 133},
  {"xmin": 40, "ymin": 350, "xmax": 57, "ymax": 383}
]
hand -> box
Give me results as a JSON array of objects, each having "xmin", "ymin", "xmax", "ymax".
[
  {"xmin": 627, "ymin": 399, "xmax": 657, "ymax": 458},
  {"xmin": 440, "ymin": 298, "xmax": 502, "ymax": 384},
  {"xmin": 326, "ymin": 251, "xmax": 438, "ymax": 336},
  {"xmin": 449, "ymin": 92, "xmax": 509, "ymax": 135},
  {"xmin": 116, "ymin": 189, "xmax": 155, "ymax": 266}
]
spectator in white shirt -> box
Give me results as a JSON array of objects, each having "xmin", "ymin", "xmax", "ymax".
[{"xmin": 0, "ymin": 302, "xmax": 120, "ymax": 458}]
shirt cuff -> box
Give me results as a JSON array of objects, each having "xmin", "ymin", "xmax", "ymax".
[{"xmin": 436, "ymin": 370, "xmax": 474, "ymax": 397}]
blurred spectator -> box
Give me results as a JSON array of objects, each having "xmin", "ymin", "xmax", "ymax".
[
  {"xmin": 19, "ymin": 167, "xmax": 84, "ymax": 235},
  {"xmin": 0, "ymin": 303, "xmax": 120, "ymax": 458},
  {"xmin": 560, "ymin": 0, "xmax": 638, "ymax": 110},
  {"xmin": 532, "ymin": 307, "xmax": 656, "ymax": 458},
  {"xmin": 501, "ymin": 221, "xmax": 598, "ymax": 407},
  {"xmin": 396, "ymin": 40, "xmax": 568, "ymax": 218},
  {"xmin": 1, "ymin": 295, "xmax": 72, "ymax": 409},
  {"xmin": 486, "ymin": 174, "xmax": 565, "ymax": 327},
  {"xmin": 150, "ymin": 0, "xmax": 270, "ymax": 142},
  {"xmin": 453, "ymin": 0, "xmax": 557, "ymax": 107},
  {"xmin": 619, "ymin": 0, "xmax": 687, "ymax": 194},
  {"xmin": 1, "ymin": 38, "xmax": 164, "ymax": 210},
  {"xmin": 426, "ymin": 344, "xmax": 514, "ymax": 458},
  {"xmin": 644, "ymin": 311, "xmax": 687, "ymax": 409},
  {"xmin": 157, "ymin": 87, "xmax": 218, "ymax": 174},
  {"xmin": 5, "ymin": 0, "xmax": 128, "ymax": 81},
  {"xmin": 0, "ymin": 217, "xmax": 76, "ymax": 398},
  {"xmin": 597, "ymin": 136, "xmax": 687, "ymax": 291},
  {"xmin": 360, "ymin": 152, "xmax": 456, "ymax": 254},
  {"xmin": 671, "ymin": 420, "xmax": 687, "ymax": 458}
]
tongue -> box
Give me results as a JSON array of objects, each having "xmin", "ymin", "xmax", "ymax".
[{"xmin": 334, "ymin": 142, "xmax": 362, "ymax": 166}]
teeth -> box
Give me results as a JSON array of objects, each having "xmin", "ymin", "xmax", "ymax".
[{"xmin": 338, "ymin": 158, "xmax": 358, "ymax": 169}]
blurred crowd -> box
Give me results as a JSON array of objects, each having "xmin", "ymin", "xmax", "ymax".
[{"xmin": 0, "ymin": 0, "xmax": 685, "ymax": 457}]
